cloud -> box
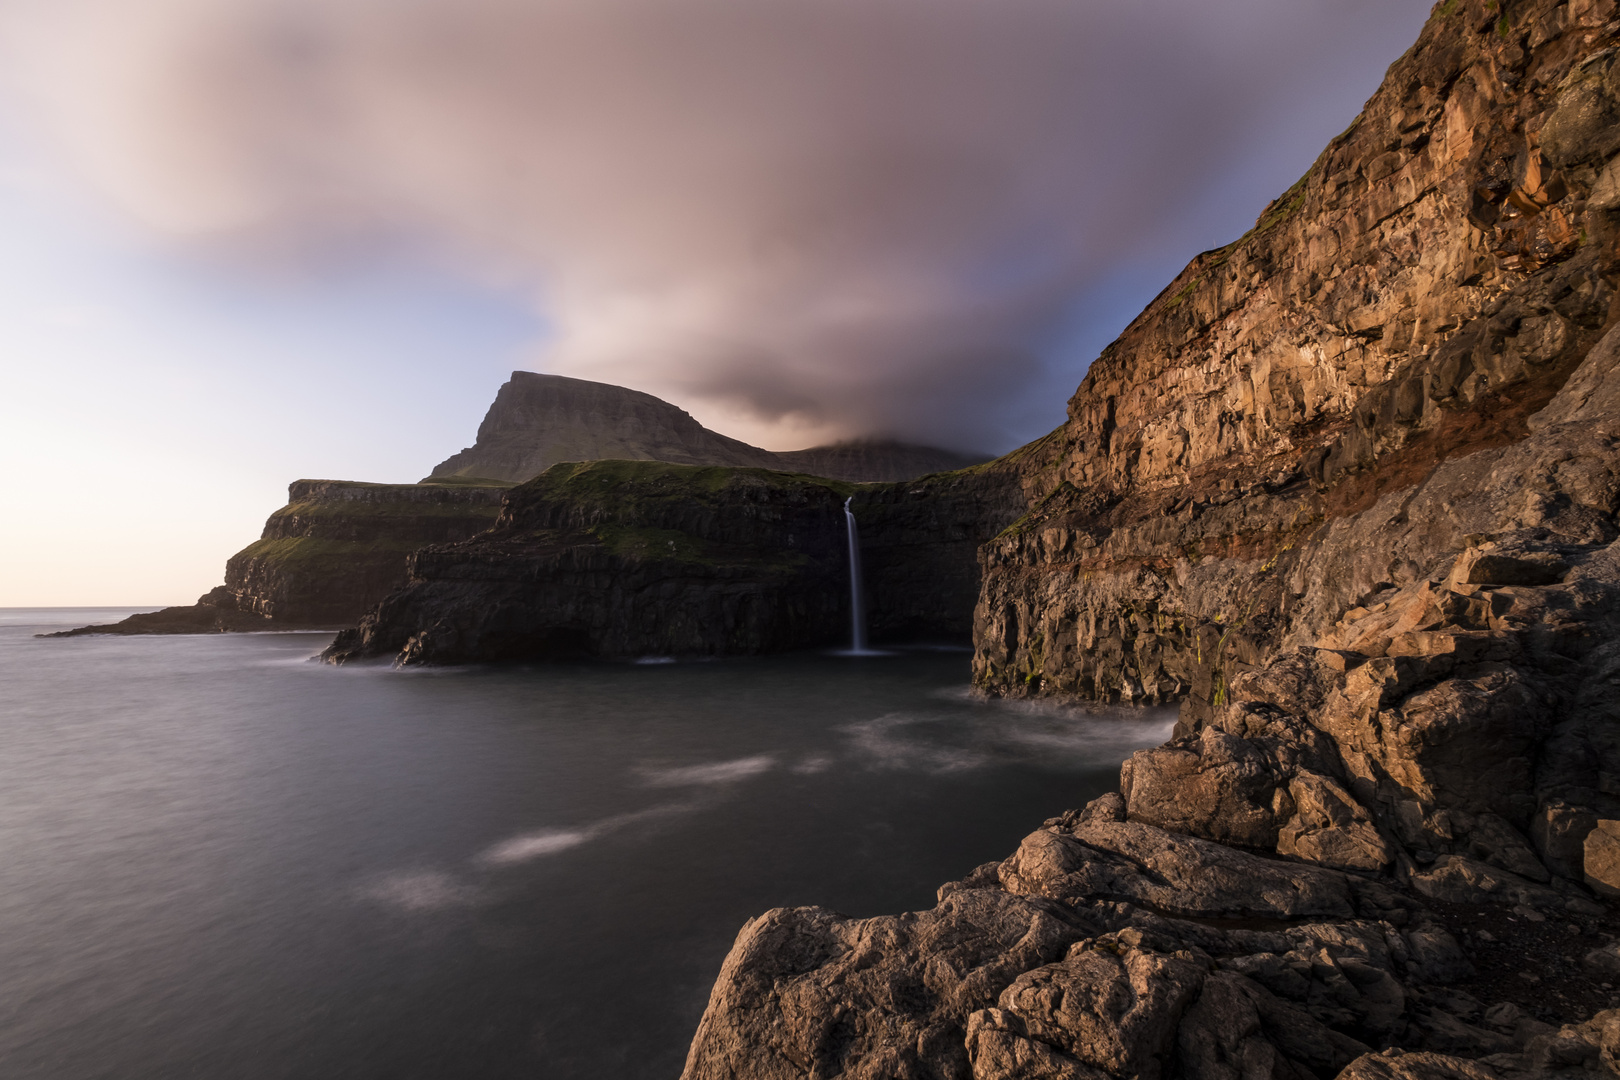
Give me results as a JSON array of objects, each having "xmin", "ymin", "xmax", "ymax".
[{"xmin": 0, "ymin": 0, "xmax": 1428, "ymax": 450}]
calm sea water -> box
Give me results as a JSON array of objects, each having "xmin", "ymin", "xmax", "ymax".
[{"xmin": 0, "ymin": 609, "xmax": 1172, "ymax": 1080}]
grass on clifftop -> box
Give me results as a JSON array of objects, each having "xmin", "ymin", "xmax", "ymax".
[
  {"xmin": 519, "ymin": 458, "xmax": 860, "ymax": 501},
  {"xmin": 267, "ymin": 500, "xmax": 505, "ymax": 528}
]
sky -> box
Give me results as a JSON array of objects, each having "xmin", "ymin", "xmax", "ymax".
[{"xmin": 0, "ymin": 0, "xmax": 1434, "ymax": 606}]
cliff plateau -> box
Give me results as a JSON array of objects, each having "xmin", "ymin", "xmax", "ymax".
[{"xmin": 683, "ymin": 3, "xmax": 1620, "ymax": 1078}]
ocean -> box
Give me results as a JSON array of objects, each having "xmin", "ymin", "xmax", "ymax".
[{"xmin": 0, "ymin": 609, "xmax": 1171, "ymax": 1079}]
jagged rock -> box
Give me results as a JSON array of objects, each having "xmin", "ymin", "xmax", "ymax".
[
  {"xmin": 1120, "ymin": 726, "xmax": 1290, "ymax": 849},
  {"xmin": 1585, "ymin": 820, "xmax": 1620, "ymax": 897},
  {"xmin": 999, "ymin": 820, "xmax": 1357, "ymax": 921},
  {"xmin": 323, "ymin": 460, "xmax": 1023, "ymax": 664},
  {"xmin": 1533, "ymin": 802, "xmax": 1602, "ymax": 886},
  {"xmin": 1276, "ymin": 771, "xmax": 1395, "ymax": 874},
  {"xmin": 1178, "ymin": 970, "xmax": 1371, "ymax": 1080}
]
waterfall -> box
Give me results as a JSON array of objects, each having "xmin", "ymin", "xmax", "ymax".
[{"xmin": 843, "ymin": 496, "xmax": 868, "ymax": 653}]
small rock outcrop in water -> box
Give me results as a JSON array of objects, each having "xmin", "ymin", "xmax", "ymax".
[
  {"xmin": 683, "ymin": 2, "xmax": 1620, "ymax": 1077},
  {"xmin": 427, "ymin": 371, "xmax": 987, "ymax": 484},
  {"xmin": 47, "ymin": 479, "xmax": 510, "ymax": 636},
  {"xmin": 321, "ymin": 460, "xmax": 1024, "ymax": 664}
]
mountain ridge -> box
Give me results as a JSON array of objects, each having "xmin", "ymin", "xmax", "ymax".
[{"xmin": 426, "ymin": 370, "xmax": 989, "ymax": 484}]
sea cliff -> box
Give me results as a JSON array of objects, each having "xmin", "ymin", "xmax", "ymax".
[
  {"xmin": 321, "ymin": 459, "xmax": 1025, "ymax": 664},
  {"xmin": 681, "ymin": 2, "xmax": 1620, "ymax": 1077}
]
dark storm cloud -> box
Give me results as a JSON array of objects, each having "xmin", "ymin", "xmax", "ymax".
[{"xmin": 0, "ymin": 0, "xmax": 1431, "ymax": 449}]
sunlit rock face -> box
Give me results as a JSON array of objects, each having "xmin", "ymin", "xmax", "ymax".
[
  {"xmin": 684, "ymin": 3, "xmax": 1620, "ymax": 1077},
  {"xmin": 974, "ymin": 0, "xmax": 1620, "ymax": 712}
]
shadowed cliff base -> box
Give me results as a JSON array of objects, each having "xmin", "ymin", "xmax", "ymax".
[
  {"xmin": 682, "ymin": 2, "xmax": 1620, "ymax": 1078},
  {"xmin": 426, "ymin": 371, "xmax": 990, "ymax": 485},
  {"xmin": 321, "ymin": 458, "xmax": 1025, "ymax": 665}
]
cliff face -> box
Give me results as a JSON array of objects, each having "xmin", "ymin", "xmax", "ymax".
[
  {"xmin": 683, "ymin": 3, "xmax": 1620, "ymax": 1077},
  {"xmin": 219, "ymin": 479, "xmax": 511, "ymax": 624},
  {"xmin": 974, "ymin": 0, "xmax": 1620, "ymax": 716},
  {"xmin": 323, "ymin": 459, "xmax": 1024, "ymax": 665},
  {"xmin": 48, "ymin": 479, "xmax": 509, "ymax": 636},
  {"xmin": 428, "ymin": 371, "xmax": 988, "ymax": 484}
]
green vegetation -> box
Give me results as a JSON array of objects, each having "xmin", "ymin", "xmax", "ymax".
[
  {"xmin": 230, "ymin": 536, "xmax": 428, "ymax": 572},
  {"xmin": 268, "ymin": 500, "xmax": 504, "ymax": 527},
  {"xmin": 1019, "ymin": 629, "xmax": 1046, "ymax": 689}
]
